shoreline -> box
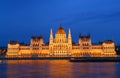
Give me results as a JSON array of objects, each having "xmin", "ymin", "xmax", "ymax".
[{"xmin": 0, "ymin": 57, "xmax": 120, "ymax": 62}]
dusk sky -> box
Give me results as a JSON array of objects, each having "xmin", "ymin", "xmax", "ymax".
[{"xmin": 0, "ymin": 0, "xmax": 120, "ymax": 46}]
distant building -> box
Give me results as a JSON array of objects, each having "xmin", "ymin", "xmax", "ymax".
[{"xmin": 6, "ymin": 24, "xmax": 116, "ymax": 57}]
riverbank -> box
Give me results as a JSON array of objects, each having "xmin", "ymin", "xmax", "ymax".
[
  {"xmin": 70, "ymin": 57, "xmax": 120, "ymax": 62},
  {"xmin": 0, "ymin": 57, "xmax": 120, "ymax": 62},
  {"xmin": 0, "ymin": 57, "xmax": 71, "ymax": 60}
]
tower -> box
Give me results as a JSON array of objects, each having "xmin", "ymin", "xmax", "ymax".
[
  {"xmin": 79, "ymin": 34, "xmax": 91, "ymax": 46},
  {"xmin": 55, "ymin": 24, "xmax": 66, "ymax": 43},
  {"xmin": 68, "ymin": 28, "xmax": 72, "ymax": 55},
  {"xmin": 68, "ymin": 28, "xmax": 72, "ymax": 44},
  {"xmin": 49, "ymin": 28, "xmax": 53, "ymax": 44},
  {"xmin": 49, "ymin": 28, "xmax": 53, "ymax": 55}
]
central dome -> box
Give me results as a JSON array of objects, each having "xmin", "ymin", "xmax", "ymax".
[{"xmin": 56, "ymin": 24, "xmax": 66, "ymax": 34}]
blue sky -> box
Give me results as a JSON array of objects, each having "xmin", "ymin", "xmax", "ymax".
[{"xmin": 0, "ymin": 0, "xmax": 120, "ymax": 46}]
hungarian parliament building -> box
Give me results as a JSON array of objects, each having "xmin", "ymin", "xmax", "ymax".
[{"xmin": 7, "ymin": 24, "xmax": 116, "ymax": 57}]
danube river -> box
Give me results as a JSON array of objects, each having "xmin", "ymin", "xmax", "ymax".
[{"xmin": 0, "ymin": 60, "xmax": 120, "ymax": 78}]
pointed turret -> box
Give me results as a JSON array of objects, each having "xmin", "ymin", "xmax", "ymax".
[
  {"xmin": 68, "ymin": 28, "xmax": 72, "ymax": 44},
  {"xmin": 68, "ymin": 28, "xmax": 71, "ymax": 39},
  {"xmin": 49, "ymin": 28, "xmax": 53, "ymax": 44},
  {"xmin": 68, "ymin": 28, "xmax": 72, "ymax": 55},
  {"xmin": 50, "ymin": 28, "xmax": 53, "ymax": 39}
]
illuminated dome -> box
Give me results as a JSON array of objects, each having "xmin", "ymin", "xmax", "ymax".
[{"xmin": 56, "ymin": 24, "xmax": 66, "ymax": 34}]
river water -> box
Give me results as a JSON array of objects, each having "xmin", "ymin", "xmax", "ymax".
[{"xmin": 0, "ymin": 60, "xmax": 120, "ymax": 78}]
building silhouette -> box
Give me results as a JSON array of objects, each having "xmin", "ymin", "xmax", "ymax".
[{"xmin": 7, "ymin": 24, "xmax": 116, "ymax": 57}]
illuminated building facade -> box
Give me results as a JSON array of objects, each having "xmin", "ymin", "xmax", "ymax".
[{"xmin": 6, "ymin": 24, "xmax": 116, "ymax": 57}]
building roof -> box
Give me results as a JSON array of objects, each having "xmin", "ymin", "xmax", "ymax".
[
  {"xmin": 56, "ymin": 24, "xmax": 66, "ymax": 34},
  {"xmin": 31, "ymin": 36, "xmax": 43, "ymax": 40},
  {"xmin": 79, "ymin": 34, "xmax": 90, "ymax": 41},
  {"xmin": 103, "ymin": 40, "xmax": 114, "ymax": 44},
  {"xmin": 19, "ymin": 43, "xmax": 29, "ymax": 46},
  {"xmin": 8, "ymin": 40, "xmax": 19, "ymax": 44},
  {"xmin": 80, "ymin": 36, "xmax": 90, "ymax": 41}
]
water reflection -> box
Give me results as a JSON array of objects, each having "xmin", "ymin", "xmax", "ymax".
[
  {"xmin": 0, "ymin": 60, "xmax": 119, "ymax": 78},
  {"xmin": 48, "ymin": 60, "xmax": 73, "ymax": 78},
  {"xmin": 71, "ymin": 62, "xmax": 116, "ymax": 78}
]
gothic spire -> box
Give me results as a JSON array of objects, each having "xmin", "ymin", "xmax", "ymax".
[
  {"xmin": 68, "ymin": 28, "xmax": 72, "ymax": 44},
  {"xmin": 50, "ymin": 28, "xmax": 53, "ymax": 39}
]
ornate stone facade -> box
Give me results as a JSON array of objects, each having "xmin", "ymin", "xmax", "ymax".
[{"xmin": 6, "ymin": 24, "xmax": 116, "ymax": 57}]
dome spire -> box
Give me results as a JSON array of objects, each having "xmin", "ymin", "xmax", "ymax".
[
  {"xmin": 59, "ymin": 23, "xmax": 63, "ymax": 29},
  {"xmin": 56, "ymin": 24, "xmax": 66, "ymax": 34}
]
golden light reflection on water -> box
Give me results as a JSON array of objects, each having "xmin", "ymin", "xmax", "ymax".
[
  {"xmin": 0, "ymin": 60, "xmax": 118, "ymax": 78},
  {"xmin": 48, "ymin": 60, "xmax": 73, "ymax": 78}
]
